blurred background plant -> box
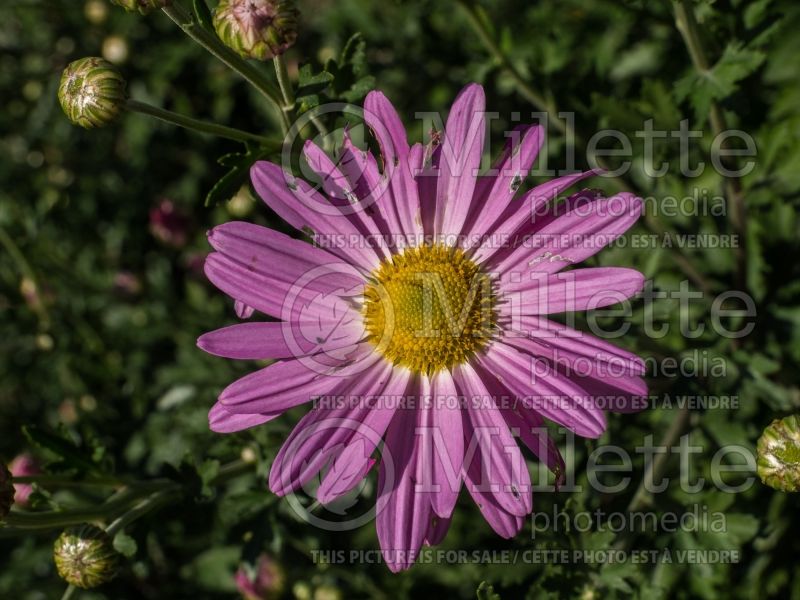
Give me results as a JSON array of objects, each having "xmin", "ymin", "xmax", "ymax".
[{"xmin": 1, "ymin": 0, "xmax": 800, "ymax": 598}]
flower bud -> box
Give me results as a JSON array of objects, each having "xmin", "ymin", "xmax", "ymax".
[
  {"xmin": 9, "ymin": 453, "xmax": 40, "ymax": 506},
  {"xmin": 109, "ymin": 0, "xmax": 170, "ymax": 14},
  {"xmin": 313, "ymin": 585, "xmax": 342, "ymax": 600},
  {"xmin": 213, "ymin": 0, "xmax": 299, "ymax": 61},
  {"xmin": 0, "ymin": 462, "xmax": 15, "ymax": 520},
  {"xmin": 149, "ymin": 199, "xmax": 190, "ymax": 248},
  {"xmin": 53, "ymin": 524, "xmax": 120, "ymax": 588},
  {"xmin": 58, "ymin": 57, "xmax": 127, "ymax": 129},
  {"xmin": 235, "ymin": 554, "xmax": 285, "ymax": 600},
  {"xmin": 757, "ymin": 414, "xmax": 800, "ymax": 492}
]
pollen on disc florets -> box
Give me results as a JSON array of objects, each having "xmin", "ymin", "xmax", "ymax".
[{"xmin": 363, "ymin": 245, "xmax": 497, "ymax": 374}]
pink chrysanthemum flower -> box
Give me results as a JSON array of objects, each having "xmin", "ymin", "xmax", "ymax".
[{"xmin": 199, "ymin": 83, "xmax": 647, "ymax": 572}]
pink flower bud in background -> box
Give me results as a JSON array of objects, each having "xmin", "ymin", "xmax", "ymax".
[
  {"xmin": 149, "ymin": 199, "xmax": 190, "ymax": 248},
  {"xmin": 183, "ymin": 252, "xmax": 208, "ymax": 280},
  {"xmin": 9, "ymin": 453, "xmax": 40, "ymax": 506},
  {"xmin": 113, "ymin": 270, "xmax": 142, "ymax": 297},
  {"xmin": 234, "ymin": 554, "xmax": 285, "ymax": 600}
]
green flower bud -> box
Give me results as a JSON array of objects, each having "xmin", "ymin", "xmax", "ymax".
[
  {"xmin": 757, "ymin": 414, "xmax": 800, "ymax": 492},
  {"xmin": 0, "ymin": 462, "xmax": 15, "ymax": 520},
  {"xmin": 109, "ymin": 0, "xmax": 170, "ymax": 14},
  {"xmin": 213, "ymin": 0, "xmax": 299, "ymax": 61},
  {"xmin": 313, "ymin": 585, "xmax": 343, "ymax": 600},
  {"xmin": 58, "ymin": 57, "xmax": 127, "ymax": 129},
  {"xmin": 53, "ymin": 524, "xmax": 120, "ymax": 589}
]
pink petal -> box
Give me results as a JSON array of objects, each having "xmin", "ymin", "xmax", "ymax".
[
  {"xmin": 376, "ymin": 385, "xmax": 429, "ymax": 573},
  {"xmin": 500, "ymin": 267, "xmax": 646, "ymax": 314},
  {"xmin": 470, "ymin": 362, "xmax": 566, "ymax": 484},
  {"xmin": 453, "ymin": 362, "xmax": 532, "ymax": 517},
  {"xmin": 496, "ymin": 193, "xmax": 643, "ymax": 278},
  {"xmin": 515, "ymin": 315, "xmax": 646, "ymax": 375},
  {"xmin": 219, "ymin": 343, "xmax": 374, "ymax": 415},
  {"xmin": 209, "ymin": 221, "xmax": 351, "ymax": 281},
  {"xmin": 579, "ymin": 376, "xmax": 650, "ymax": 413},
  {"xmin": 499, "ymin": 333, "xmax": 645, "ymax": 393},
  {"xmin": 269, "ymin": 357, "xmax": 391, "ymax": 496},
  {"xmin": 316, "ymin": 367, "xmax": 412, "ymax": 503},
  {"xmin": 234, "ymin": 300, "xmax": 254, "ymax": 319},
  {"xmin": 208, "ymin": 402, "xmax": 275, "ymax": 433},
  {"xmin": 463, "ymin": 124, "xmax": 545, "ymax": 243},
  {"xmin": 197, "ymin": 319, "xmax": 363, "ymax": 361},
  {"xmin": 462, "ymin": 414, "xmax": 526, "ymax": 539},
  {"xmin": 338, "ymin": 129, "xmax": 400, "ymax": 244},
  {"xmin": 303, "ymin": 140, "xmax": 389, "ymax": 260},
  {"xmin": 250, "ymin": 161, "xmax": 380, "ymax": 270},
  {"xmin": 424, "ymin": 515, "xmax": 451, "ymax": 547},
  {"xmin": 479, "ymin": 342, "xmax": 607, "ymax": 438},
  {"xmin": 203, "ymin": 252, "xmax": 363, "ymax": 322},
  {"xmin": 471, "ymin": 170, "xmax": 601, "ymax": 264},
  {"xmin": 422, "ymin": 370, "xmax": 463, "ymax": 518},
  {"xmin": 363, "ymin": 91, "xmax": 422, "ymax": 243},
  {"xmin": 433, "ymin": 83, "xmax": 486, "ymax": 239},
  {"xmin": 415, "ymin": 140, "xmax": 441, "ymax": 238},
  {"xmin": 500, "ymin": 408, "xmax": 565, "ymax": 485}
]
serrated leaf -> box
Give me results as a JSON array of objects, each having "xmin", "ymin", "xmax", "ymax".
[
  {"xmin": 340, "ymin": 32, "xmax": 368, "ymax": 77},
  {"xmin": 341, "ymin": 75, "xmax": 376, "ymax": 103},
  {"xmin": 296, "ymin": 64, "xmax": 334, "ymax": 98},
  {"xmin": 22, "ymin": 425, "xmax": 101, "ymax": 475},
  {"xmin": 599, "ymin": 560, "xmax": 639, "ymax": 593},
  {"xmin": 218, "ymin": 491, "xmax": 275, "ymax": 527},
  {"xmin": 185, "ymin": 547, "xmax": 240, "ymax": 592},
  {"xmin": 477, "ymin": 581, "xmax": 502, "ymax": 600},
  {"xmin": 206, "ymin": 144, "xmax": 278, "ymax": 206},
  {"xmin": 297, "ymin": 94, "xmax": 321, "ymax": 115},
  {"xmin": 197, "ymin": 458, "xmax": 221, "ymax": 496},
  {"xmin": 674, "ymin": 43, "xmax": 766, "ymax": 123}
]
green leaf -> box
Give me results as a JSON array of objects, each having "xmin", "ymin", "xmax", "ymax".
[
  {"xmin": 477, "ymin": 581, "xmax": 502, "ymax": 600},
  {"xmin": 206, "ymin": 144, "xmax": 277, "ymax": 206},
  {"xmin": 598, "ymin": 560, "xmax": 639, "ymax": 593},
  {"xmin": 22, "ymin": 425, "xmax": 101, "ymax": 475},
  {"xmin": 183, "ymin": 546, "xmax": 240, "ymax": 592},
  {"xmin": 340, "ymin": 32, "xmax": 368, "ymax": 77},
  {"xmin": 113, "ymin": 531, "xmax": 138, "ymax": 558},
  {"xmin": 341, "ymin": 75, "xmax": 376, "ymax": 103},
  {"xmin": 197, "ymin": 458, "xmax": 221, "ymax": 498},
  {"xmin": 193, "ymin": 0, "xmax": 213, "ymax": 30},
  {"xmin": 674, "ymin": 43, "xmax": 766, "ymax": 122},
  {"xmin": 296, "ymin": 64, "xmax": 335, "ymax": 98}
]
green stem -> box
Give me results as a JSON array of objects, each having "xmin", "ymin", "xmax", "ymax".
[
  {"xmin": 105, "ymin": 486, "xmax": 182, "ymax": 537},
  {"xmin": 60, "ymin": 585, "xmax": 77, "ymax": 600},
  {"xmin": 126, "ymin": 99, "xmax": 274, "ymax": 145},
  {"xmin": 5, "ymin": 506, "xmax": 116, "ymax": 530},
  {"xmin": 273, "ymin": 55, "xmax": 332, "ymax": 147},
  {"xmin": 2, "ymin": 484, "xmax": 162, "ymax": 531},
  {"xmin": 1, "ymin": 462, "xmax": 251, "ymax": 534},
  {"xmin": 673, "ymin": 0, "xmax": 747, "ymax": 290},
  {"xmin": 455, "ymin": 0, "xmax": 560, "ymax": 130},
  {"xmin": 11, "ymin": 475, "xmax": 126, "ymax": 487},
  {"xmin": 613, "ymin": 405, "xmax": 692, "ymax": 551},
  {"xmin": 161, "ymin": 2, "xmax": 289, "ymax": 133},
  {"xmin": 273, "ymin": 55, "xmax": 296, "ymax": 111},
  {"xmin": 209, "ymin": 458, "xmax": 254, "ymax": 486},
  {"xmin": 0, "ymin": 226, "xmax": 50, "ymax": 328}
]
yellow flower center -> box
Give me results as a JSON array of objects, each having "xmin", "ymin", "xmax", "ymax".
[{"xmin": 363, "ymin": 245, "xmax": 497, "ymax": 374}]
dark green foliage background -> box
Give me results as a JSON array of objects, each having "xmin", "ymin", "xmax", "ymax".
[{"xmin": 1, "ymin": 0, "xmax": 799, "ymax": 598}]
